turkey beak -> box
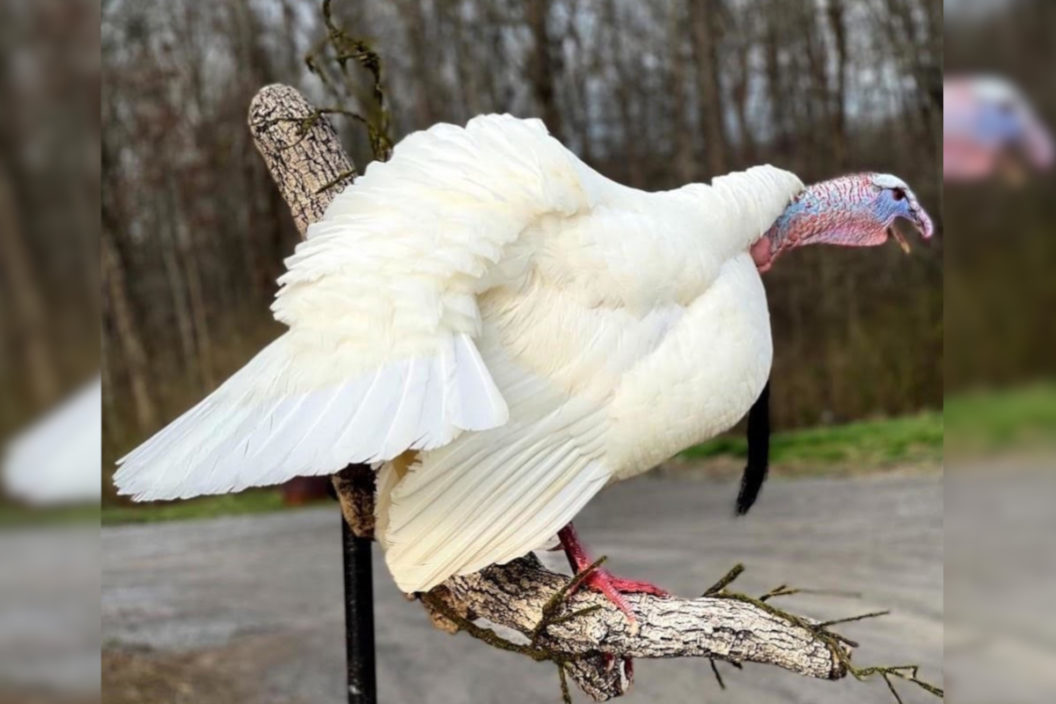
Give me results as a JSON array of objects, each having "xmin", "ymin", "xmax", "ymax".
[
  {"xmin": 888, "ymin": 226, "xmax": 911, "ymax": 254},
  {"xmin": 891, "ymin": 206, "xmax": 935, "ymax": 254}
]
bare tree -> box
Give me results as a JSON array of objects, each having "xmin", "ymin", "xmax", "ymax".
[
  {"xmin": 666, "ymin": 0, "xmax": 697, "ymax": 181},
  {"xmin": 101, "ymin": 228, "xmax": 157, "ymax": 433},
  {"xmin": 689, "ymin": 0, "xmax": 728, "ymax": 176},
  {"xmin": 826, "ymin": 0, "xmax": 850, "ymax": 169},
  {"xmin": 526, "ymin": 0, "xmax": 564, "ymax": 140}
]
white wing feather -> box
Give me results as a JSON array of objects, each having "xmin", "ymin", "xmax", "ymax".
[
  {"xmin": 376, "ymin": 339, "xmax": 611, "ymax": 593},
  {"xmin": 115, "ymin": 115, "xmax": 588, "ymax": 501}
]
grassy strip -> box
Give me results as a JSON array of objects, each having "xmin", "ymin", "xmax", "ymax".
[
  {"xmin": 101, "ymin": 490, "xmax": 293, "ymax": 526},
  {"xmin": 0, "ymin": 502, "xmax": 101, "ymax": 528},
  {"xmin": 680, "ymin": 411, "xmax": 943, "ymax": 468},
  {"xmin": 945, "ymin": 382, "xmax": 1056, "ymax": 453}
]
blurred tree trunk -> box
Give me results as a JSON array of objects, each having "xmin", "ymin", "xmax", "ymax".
[
  {"xmin": 689, "ymin": 0, "xmax": 727, "ymax": 176},
  {"xmin": 728, "ymin": 27, "xmax": 757, "ymax": 166},
  {"xmin": 160, "ymin": 182, "xmax": 198, "ymax": 380},
  {"xmin": 604, "ymin": 1, "xmax": 642, "ymax": 185},
  {"xmin": 667, "ymin": 2, "xmax": 696, "ymax": 182},
  {"xmin": 479, "ymin": 1, "xmax": 512, "ymax": 110},
  {"xmin": 279, "ymin": 0, "xmax": 304, "ymax": 81},
  {"xmin": 177, "ymin": 217, "xmax": 215, "ymax": 390},
  {"xmin": 561, "ymin": 0, "xmax": 597, "ymax": 162},
  {"xmin": 800, "ymin": 5, "xmax": 827, "ymax": 175},
  {"xmin": 826, "ymin": 0, "xmax": 849, "ymax": 169},
  {"xmin": 398, "ymin": 0, "xmax": 442, "ymax": 127},
  {"xmin": 444, "ymin": 1, "xmax": 482, "ymax": 120},
  {"xmin": 881, "ymin": 0, "xmax": 940, "ymax": 164},
  {"xmin": 762, "ymin": 11, "xmax": 789, "ymax": 161},
  {"xmin": 527, "ymin": 0, "xmax": 563, "ymax": 140},
  {"xmin": 101, "ymin": 228, "xmax": 157, "ymax": 433},
  {"xmin": 0, "ymin": 170, "xmax": 58, "ymax": 407}
]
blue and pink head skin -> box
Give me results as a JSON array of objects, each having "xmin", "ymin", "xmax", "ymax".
[
  {"xmin": 944, "ymin": 76, "xmax": 1054, "ymax": 182},
  {"xmin": 751, "ymin": 173, "xmax": 935, "ymax": 272}
]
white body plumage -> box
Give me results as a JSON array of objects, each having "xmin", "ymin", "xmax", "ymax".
[{"xmin": 115, "ymin": 115, "xmax": 805, "ymax": 592}]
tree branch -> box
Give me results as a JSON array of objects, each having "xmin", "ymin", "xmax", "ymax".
[
  {"xmin": 246, "ymin": 83, "xmax": 928, "ymax": 702},
  {"xmin": 247, "ymin": 83, "xmax": 356, "ymax": 235}
]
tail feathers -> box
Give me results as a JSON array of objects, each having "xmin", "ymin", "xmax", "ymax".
[
  {"xmin": 114, "ymin": 333, "xmax": 507, "ymax": 502},
  {"xmin": 735, "ymin": 379, "xmax": 771, "ymax": 515}
]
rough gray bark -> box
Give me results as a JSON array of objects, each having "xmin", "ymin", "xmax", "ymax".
[
  {"xmin": 442, "ymin": 554, "xmax": 843, "ymax": 673},
  {"xmin": 247, "ymin": 83, "xmax": 355, "ymax": 234},
  {"xmin": 247, "ymin": 83, "xmax": 848, "ymax": 702}
]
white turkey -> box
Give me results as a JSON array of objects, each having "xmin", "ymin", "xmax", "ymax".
[{"xmin": 115, "ymin": 114, "xmax": 933, "ymax": 617}]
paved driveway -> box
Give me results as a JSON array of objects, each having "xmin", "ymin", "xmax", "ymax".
[{"xmin": 102, "ymin": 472, "xmax": 942, "ymax": 703}]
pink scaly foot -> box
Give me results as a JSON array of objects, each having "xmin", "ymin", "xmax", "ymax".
[
  {"xmin": 557, "ymin": 523, "xmax": 669, "ymax": 612},
  {"xmin": 575, "ymin": 568, "xmax": 669, "ymax": 623},
  {"xmin": 557, "ymin": 522, "xmax": 669, "ymax": 680}
]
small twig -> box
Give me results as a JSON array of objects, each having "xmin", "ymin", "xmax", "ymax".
[
  {"xmin": 315, "ymin": 168, "xmax": 358, "ymax": 195},
  {"xmin": 850, "ymin": 664, "xmax": 944, "ymax": 701},
  {"xmin": 759, "ymin": 583, "xmax": 796, "ymax": 601},
  {"xmin": 758, "ymin": 583, "xmax": 860, "ymax": 601},
  {"xmin": 262, "ymin": 108, "xmax": 374, "ymax": 156},
  {"xmin": 760, "ymin": 581, "xmax": 861, "ymax": 602},
  {"xmin": 531, "ymin": 556, "xmax": 607, "ymax": 647},
  {"xmin": 883, "ymin": 673, "xmax": 905, "ymax": 704},
  {"xmin": 815, "ymin": 610, "xmax": 891, "ymax": 629},
  {"xmin": 309, "ymin": 0, "xmax": 393, "ymax": 161},
  {"xmin": 545, "ymin": 604, "xmax": 604, "ymax": 629},
  {"xmin": 564, "ymin": 555, "xmax": 608, "ymax": 596},
  {"xmin": 708, "ymin": 657, "xmax": 726, "ymax": 690},
  {"xmin": 702, "ymin": 564, "xmax": 942, "ymax": 702},
  {"xmin": 702, "ymin": 563, "xmax": 745, "ymax": 596},
  {"xmin": 558, "ymin": 664, "xmax": 572, "ymax": 704},
  {"xmin": 830, "ymin": 632, "xmax": 861, "ymax": 648}
]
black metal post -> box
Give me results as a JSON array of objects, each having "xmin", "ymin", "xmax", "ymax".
[{"xmin": 341, "ymin": 516, "xmax": 377, "ymax": 704}]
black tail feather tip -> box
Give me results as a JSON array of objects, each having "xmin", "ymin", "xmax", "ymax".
[{"xmin": 735, "ymin": 380, "xmax": 770, "ymax": 516}]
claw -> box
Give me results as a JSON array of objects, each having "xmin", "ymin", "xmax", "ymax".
[{"xmin": 556, "ymin": 522, "xmax": 669, "ymax": 653}]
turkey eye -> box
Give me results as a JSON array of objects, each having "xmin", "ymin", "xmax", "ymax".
[{"xmin": 892, "ymin": 188, "xmax": 906, "ymax": 201}]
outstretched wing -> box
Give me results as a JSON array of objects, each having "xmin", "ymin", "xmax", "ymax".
[{"xmin": 114, "ymin": 115, "xmax": 594, "ymax": 501}]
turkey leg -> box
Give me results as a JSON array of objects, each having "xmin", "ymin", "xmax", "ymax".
[{"xmin": 556, "ymin": 522, "xmax": 669, "ymax": 623}]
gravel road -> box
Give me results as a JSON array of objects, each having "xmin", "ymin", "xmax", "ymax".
[{"xmin": 102, "ymin": 472, "xmax": 942, "ymax": 704}]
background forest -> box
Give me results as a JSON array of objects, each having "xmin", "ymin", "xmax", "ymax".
[{"xmin": 100, "ymin": 0, "xmax": 943, "ymax": 492}]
